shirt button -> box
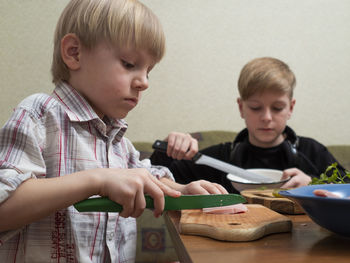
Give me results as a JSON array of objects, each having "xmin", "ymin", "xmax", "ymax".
[{"xmin": 108, "ymin": 232, "xmax": 114, "ymax": 240}]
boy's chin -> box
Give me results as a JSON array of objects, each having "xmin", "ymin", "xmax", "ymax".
[
  {"xmin": 104, "ymin": 107, "xmax": 133, "ymax": 119},
  {"xmin": 111, "ymin": 111, "xmax": 129, "ymax": 119},
  {"xmin": 257, "ymin": 138, "xmax": 282, "ymax": 148}
]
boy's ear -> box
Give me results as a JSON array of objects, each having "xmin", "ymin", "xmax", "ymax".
[
  {"xmin": 288, "ymin": 99, "xmax": 296, "ymax": 119},
  {"xmin": 61, "ymin": 33, "xmax": 81, "ymax": 71},
  {"xmin": 237, "ymin": 98, "xmax": 245, "ymax": 118}
]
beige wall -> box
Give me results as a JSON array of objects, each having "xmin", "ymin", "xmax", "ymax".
[{"xmin": 1, "ymin": 0, "xmax": 349, "ymax": 145}]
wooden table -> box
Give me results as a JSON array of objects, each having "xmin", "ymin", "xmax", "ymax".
[{"xmin": 164, "ymin": 211, "xmax": 350, "ymax": 263}]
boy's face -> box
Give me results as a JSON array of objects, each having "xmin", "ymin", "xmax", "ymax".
[
  {"xmin": 69, "ymin": 40, "xmax": 155, "ymax": 119},
  {"xmin": 237, "ymin": 91, "xmax": 295, "ymax": 148}
]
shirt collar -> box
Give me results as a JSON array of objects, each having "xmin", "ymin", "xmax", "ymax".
[
  {"xmin": 52, "ymin": 82, "xmax": 128, "ymax": 142},
  {"xmin": 52, "ymin": 82, "xmax": 99, "ymax": 122}
]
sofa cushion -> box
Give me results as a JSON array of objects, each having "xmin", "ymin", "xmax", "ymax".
[{"xmin": 190, "ymin": 130, "xmax": 237, "ymax": 149}]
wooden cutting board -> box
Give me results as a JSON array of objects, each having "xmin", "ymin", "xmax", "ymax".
[
  {"xmin": 241, "ymin": 189, "xmax": 304, "ymax": 214},
  {"xmin": 179, "ymin": 204, "xmax": 292, "ymax": 242}
]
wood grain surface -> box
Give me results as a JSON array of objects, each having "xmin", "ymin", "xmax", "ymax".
[
  {"xmin": 241, "ymin": 189, "xmax": 304, "ymax": 214},
  {"xmin": 179, "ymin": 204, "xmax": 292, "ymax": 241},
  {"xmin": 165, "ymin": 211, "xmax": 350, "ymax": 263}
]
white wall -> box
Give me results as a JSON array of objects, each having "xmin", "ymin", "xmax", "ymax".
[{"xmin": 1, "ymin": 0, "xmax": 349, "ymax": 145}]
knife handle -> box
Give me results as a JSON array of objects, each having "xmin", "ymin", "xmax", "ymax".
[
  {"xmin": 74, "ymin": 196, "xmax": 155, "ymax": 213},
  {"xmin": 152, "ymin": 140, "xmax": 168, "ymax": 152},
  {"xmin": 152, "ymin": 140, "xmax": 202, "ymax": 161}
]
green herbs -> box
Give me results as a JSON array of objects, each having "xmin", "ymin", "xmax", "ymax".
[{"xmin": 310, "ymin": 163, "xmax": 350, "ymax": 185}]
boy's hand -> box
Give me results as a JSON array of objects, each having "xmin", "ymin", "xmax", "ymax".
[
  {"xmin": 180, "ymin": 180, "xmax": 228, "ymax": 195},
  {"xmin": 165, "ymin": 132, "xmax": 198, "ymax": 160},
  {"xmin": 280, "ymin": 168, "xmax": 312, "ymax": 188},
  {"xmin": 160, "ymin": 178, "xmax": 228, "ymax": 195},
  {"xmin": 96, "ymin": 168, "xmax": 181, "ymax": 218}
]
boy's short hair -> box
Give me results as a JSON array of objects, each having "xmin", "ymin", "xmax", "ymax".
[
  {"xmin": 51, "ymin": 0, "xmax": 165, "ymax": 84},
  {"xmin": 238, "ymin": 57, "xmax": 296, "ymax": 100}
]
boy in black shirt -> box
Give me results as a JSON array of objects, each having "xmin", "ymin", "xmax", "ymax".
[{"xmin": 151, "ymin": 57, "xmax": 345, "ymax": 193}]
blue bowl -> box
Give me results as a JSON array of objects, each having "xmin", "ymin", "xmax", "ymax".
[{"xmin": 279, "ymin": 184, "xmax": 350, "ymax": 237}]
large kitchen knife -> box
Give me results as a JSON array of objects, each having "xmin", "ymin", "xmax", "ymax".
[
  {"xmin": 152, "ymin": 140, "xmax": 274, "ymax": 183},
  {"xmin": 74, "ymin": 194, "xmax": 246, "ymax": 212}
]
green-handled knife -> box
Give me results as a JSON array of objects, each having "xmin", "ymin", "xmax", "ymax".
[{"xmin": 74, "ymin": 194, "xmax": 246, "ymax": 212}]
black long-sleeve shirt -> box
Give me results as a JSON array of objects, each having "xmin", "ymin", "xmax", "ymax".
[{"xmin": 150, "ymin": 129, "xmax": 345, "ymax": 194}]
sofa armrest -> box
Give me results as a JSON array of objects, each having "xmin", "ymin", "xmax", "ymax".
[
  {"xmin": 327, "ymin": 145, "xmax": 350, "ymax": 171},
  {"xmin": 133, "ymin": 142, "xmax": 153, "ymax": 160}
]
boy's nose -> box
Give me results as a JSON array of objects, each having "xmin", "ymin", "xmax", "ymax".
[
  {"xmin": 261, "ymin": 109, "xmax": 272, "ymax": 121},
  {"xmin": 133, "ymin": 73, "xmax": 148, "ymax": 91}
]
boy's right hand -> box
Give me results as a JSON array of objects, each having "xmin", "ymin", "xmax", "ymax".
[
  {"xmin": 164, "ymin": 132, "xmax": 198, "ymax": 160},
  {"xmin": 94, "ymin": 168, "xmax": 181, "ymax": 218}
]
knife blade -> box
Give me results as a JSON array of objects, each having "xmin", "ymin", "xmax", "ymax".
[
  {"xmin": 74, "ymin": 194, "xmax": 246, "ymax": 212},
  {"xmin": 152, "ymin": 140, "xmax": 274, "ymax": 183}
]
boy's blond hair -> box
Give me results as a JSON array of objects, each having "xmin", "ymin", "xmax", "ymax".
[
  {"xmin": 51, "ymin": 0, "xmax": 165, "ymax": 84},
  {"xmin": 238, "ymin": 57, "xmax": 296, "ymax": 100}
]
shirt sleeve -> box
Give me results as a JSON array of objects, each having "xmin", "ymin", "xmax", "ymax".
[
  {"xmin": 0, "ymin": 107, "xmax": 47, "ymax": 241},
  {"xmin": 124, "ymin": 138, "xmax": 175, "ymax": 181},
  {"xmin": 0, "ymin": 107, "xmax": 46, "ymax": 204}
]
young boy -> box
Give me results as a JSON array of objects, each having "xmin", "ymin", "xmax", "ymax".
[
  {"xmin": 0, "ymin": 0, "xmax": 226, "ymax": 262},
  {"xmin": 151, "ymin": 57, "xmax": 346, "ymax": 193}
]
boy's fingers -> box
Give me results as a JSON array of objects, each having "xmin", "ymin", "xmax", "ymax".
[
  {"xmin": 173, "ymin": 134, "xmax": 190, "ymax": 159},
  {"xmin": 181, "ymin": 180, "xmax": 227, "ymax": 195},
  {"xmin": 184, "ymin": 139, "xmax": 198, "ymax": 160},
  {"xmin": 197, "ymin": 181, "xmax": 218, "ymax": 195},
  {"xmin": 145, "ymin": 176, "xmax": 181, "ymax": 217},
  {"xmin": 175, "ymin": 139, "xmax": 190, "ymax": 160},
  {"xmin": 171, "ymin": 138, "xmax": 183, "ymax": 159},
  {"xmin": 165, "ymin": 133, "xmax": 177, "ymax": 157},
  {"xmin": 119, "ymin": 195, "xmax": 135, "ymax": 218},
  {"xmin": 143, "ymin": 177, "xmax": 166, "ymax": 217},
  {"xmin": 215, "ymin": 183, "xmax": 229, "ymax": 194},
  {"xmin": 196, "ymin": 181, "xmax": 225, "ymax": 195},
  {"xmin": 130, "ymin": 190, "xmax": 146, "ymax": 218},
  {"xmin": 282, "ymin": 168, "xmax": 297, "ymax": 180},
  {"xmin": 154, "ymin": 179, "xmax": 181, "ymax": 198},
  {"xmin": 186, "ymin": 182, "xmax": 210, "ymax": 195},
  {"xmin": 281, "ymin": 176, "xmax": 299, "ymax": 189},
  {"xmin": 281, "ymin": 172, "xmax": 291, "ymax": 180},
  {"xmin": 175, "ymin": 135, "xmax": 197, "ymax": 160}
]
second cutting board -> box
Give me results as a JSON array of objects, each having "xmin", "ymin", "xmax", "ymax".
[{"xmin": 241, "ymin": 189, "xmax": 304, "ymax": 214}]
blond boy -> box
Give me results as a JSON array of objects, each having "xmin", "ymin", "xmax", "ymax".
[{"xmin": 0, "ymin": 0, "xmax": 225, "ymax": 261}]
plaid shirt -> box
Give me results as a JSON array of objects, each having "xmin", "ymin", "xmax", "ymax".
[{"xmin": 0, "ymin": 82, "xmax": 173, "ymax": 263}]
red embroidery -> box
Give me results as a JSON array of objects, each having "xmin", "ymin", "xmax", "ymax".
[{"xmin": 51, "ymin": 211, "xmax": 76, "ymax": 262}]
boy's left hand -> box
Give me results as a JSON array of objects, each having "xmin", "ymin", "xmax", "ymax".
[
  {"xmin": 165, "ymin": 132, "xmax": 198, "ymax": 160},
  {"xmin": 180, "ymin": 180, "xmax": 228, "ymax": 195},
  {"xmin": 160, "ymin": 178, "xmax": 228, "ymax": 196},
  {"xmin": 280, "ymin": 168, "xmax": 312, "ymax": 188}
]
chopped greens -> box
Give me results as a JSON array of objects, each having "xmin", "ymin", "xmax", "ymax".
[{"xmin": 310, "ymin": 163, "xmax": 350, "ymax": 185}]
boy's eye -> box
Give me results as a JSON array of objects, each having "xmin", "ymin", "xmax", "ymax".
[
  {"xmin": 122, "ymin": 60, "xmax": 134, "ymax": 69},
  {"xmin": 249, "ymin": 107, "xmax": 261, "ymax": 111},
  {"xmin": 272, "ymin": 106, "xmax": 284, "ymax": 112}
]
